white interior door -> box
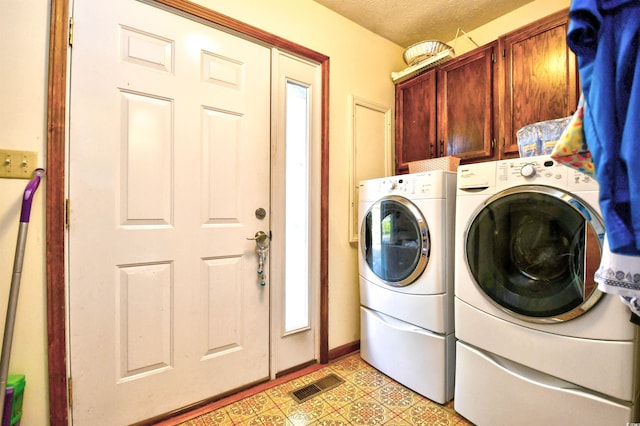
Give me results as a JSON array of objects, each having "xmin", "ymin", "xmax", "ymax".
[{"xmin": 67, "ymin": 0, "xmax": 271, "ymax": 423}]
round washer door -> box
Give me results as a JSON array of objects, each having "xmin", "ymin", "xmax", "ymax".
[
  {"xmin": 360, "ymin": 195, "xmax": 430, "ymax": 287},
  {"xmin": 465, "ymin": 185, "xmax": 604, "ymax": 322}
]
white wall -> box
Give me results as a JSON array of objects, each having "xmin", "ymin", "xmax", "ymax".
[
  {"xmin": 0, "ymin": 0, "xmax": 571, "ymax": 424},
  {"xmin": 0, "ymin": 1, "xmax": 51, "ymax": 425}
]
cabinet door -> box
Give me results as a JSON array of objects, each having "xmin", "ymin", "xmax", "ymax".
[
  {"xmin": 395, "ymin": 70, "xmax": 437, "ymax": 174},
  {"xmin": 501, "ymin": 9, "xmax": 578, "ymax": 158},
  {"xmin": 437, "ymin": 42, "xmax": 497, "ymax": 162}
]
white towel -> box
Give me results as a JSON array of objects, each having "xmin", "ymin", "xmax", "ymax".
[{"xmin": 594, "ymin": 237, "xmax": 640, "ymax": 317}]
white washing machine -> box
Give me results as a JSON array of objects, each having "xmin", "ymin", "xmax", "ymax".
[
  {"xmin": 454, "ymin": 155, "xmax": 640, "ymax": 425},
  {"xmin": 358, "ymin": 170, "xmax": 456, "ymax": 404}
]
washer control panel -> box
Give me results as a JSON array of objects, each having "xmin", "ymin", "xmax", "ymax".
[
  {"xmin": 497, "ymin": 158, "xmax": 563, "ymax": 184},
  {"xmin": 496, "ymin": 156, "xmax": 598, "ymax": 191}
]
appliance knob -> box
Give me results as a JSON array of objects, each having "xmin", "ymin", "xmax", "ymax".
[
  {"xmin": 520, "ymin": 163, "xmax": 536, "ymax": 178},
  {"xmin": 388, "ymin": 181, "xmax": 397, "ymax": 190}
]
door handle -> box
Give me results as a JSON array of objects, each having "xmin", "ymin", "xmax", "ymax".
[
  {"xmin": 247, "ymin": 230, "xmax": 270, "ymax": 250},
  {"xmin": 247, "ymin": 231, "xmax": 270, "ymax": 286}
]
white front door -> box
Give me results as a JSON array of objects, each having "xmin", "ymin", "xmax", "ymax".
[{"xmin": 68, "ymin": 0, "xmax": 271, "ymax": 423}]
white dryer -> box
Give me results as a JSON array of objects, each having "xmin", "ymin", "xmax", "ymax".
[
  {"xmin": 454, "ymin": 155, "xmax": 640, "ymax": 425},
  {"xmin": 358, "ymin": 170, "xmax": 456, "ymax": 404}
]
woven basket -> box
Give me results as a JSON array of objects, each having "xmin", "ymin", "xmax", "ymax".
[
  {"xmin": 408, "ymin": 156, "xmax": 460, "ymax": 173},
  {"xmin": 403, "ymin": 40, "xmax": 453, "ymax": 66}
]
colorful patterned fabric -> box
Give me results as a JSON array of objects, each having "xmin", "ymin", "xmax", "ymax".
[{"xmin": 550, "ymin": 96, "xmax": 595, "ymax": 176}]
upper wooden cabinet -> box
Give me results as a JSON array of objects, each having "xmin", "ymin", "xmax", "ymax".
[
  {"xmin": 500, "ymin": 9, "xmax": 579, "ymax": 158},
  {"xmin": 394, "ymin": 9, "xmax": 578, "ymax": 173},
  {"xmin": 437, "ymin": 41, "xmax": 497, "ymax": 162},
  {"xmin": 395, "ymin": 69, "xmax": 437, "ymax": 174}
]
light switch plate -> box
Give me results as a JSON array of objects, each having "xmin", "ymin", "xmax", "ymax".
[{"xmin": 0, "ymin": 149, "xmax": 38, "ymax": 179}]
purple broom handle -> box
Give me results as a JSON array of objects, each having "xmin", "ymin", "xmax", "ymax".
[
  {"xmin": 19, "ymin": 168, "xmax": 45, "ymax": 223},
  {"xmin": 0, "ymin": 167, "xmax": 46, "ymax": 422}
]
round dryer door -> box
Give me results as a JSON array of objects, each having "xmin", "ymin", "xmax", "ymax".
[
  {"xmin": 465, "ymin": 185, "xmax": 605, "ymax": 322},
  {"xmin": 361, "ymin": 195, "xmax": 430, "ymax": 287}
]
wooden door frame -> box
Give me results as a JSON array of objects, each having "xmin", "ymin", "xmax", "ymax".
[{"xmin": 46, "ymin": 1, "xmax": 330, "ymax": 424}]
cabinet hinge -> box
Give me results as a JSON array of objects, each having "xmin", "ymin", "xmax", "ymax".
[
  {"xmin": 502, "ymin": 48, "xmax": 506, "ymax": 58},
  {"xmin": 65, "ymin": 198, "xmax": 70, "ymax": 229},
  {"xmin": 491, "ymin": 52, "xmax": 496, "ymax": 63},
  {"xmin": 68, "ymin": 17, "xmax": 74, "ymax": 46},
  {"xmin": 492, "ymin": 139, "xmax": 496, "ymax": 149},
  {"xmin": 68, "ymin": 376, "xmax": 73, "ymax": 407}
]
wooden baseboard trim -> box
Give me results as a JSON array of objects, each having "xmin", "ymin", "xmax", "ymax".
[
  {"xmin": 328, "ymin": 340, "xmax": 360, "ymax": 361},
  {"xmin": 275, "ymin": 359, "xmax": 319, "ymax": 378}
]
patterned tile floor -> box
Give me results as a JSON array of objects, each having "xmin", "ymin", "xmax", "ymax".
[{"xmin": 170, "ymin": 352, "xmax": 472, "ymax": 425}]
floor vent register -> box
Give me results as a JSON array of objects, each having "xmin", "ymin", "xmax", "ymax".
[{"xmin": 289, "ymin": 373, "xmax": 345, "ymax": 403}]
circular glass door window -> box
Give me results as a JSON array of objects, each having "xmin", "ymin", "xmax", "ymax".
[
  {"xmin": 361, "ymin": 195, "xmax": 430, "ymax": 286},
  {"xmin": 465, "ymin": 186, "xmax": 604, "ymax": 322}
]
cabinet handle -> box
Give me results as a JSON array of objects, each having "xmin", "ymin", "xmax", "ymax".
[
  {"xmin": 439, "ymin": 140, "xmax": 445, "ymax": 156},
  {"xmin": 429, "ymin": 142, "xmax": 434, "ymax": 158}
]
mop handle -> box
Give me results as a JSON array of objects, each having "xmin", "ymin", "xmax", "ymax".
[
  {"xmin": 0, "ymin": 168, "xmax": 46, "ymax": 422},
  {"xmin": 19, "ymin": 168, "xmax": 45, "ymax": 223}
]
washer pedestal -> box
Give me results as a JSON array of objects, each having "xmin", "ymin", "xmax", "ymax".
[
  {"xmin": 360, "ymin": 306, "xmax": 455, "ymax": 404},
  {"xmin": 455, "ymin": 341, "xmax": 634, "ymax": 426}
]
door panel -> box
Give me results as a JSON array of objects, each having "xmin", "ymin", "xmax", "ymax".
[
  {"xmin": 68, "ymin": 0, "xmax": 270, "ymax": 423},
  {"xmin": 501, "ymin": 12, "xmax": 578, "ymax": 157},
  {"xmin": 394, "ymin": 70, "xmax": 437, "ymax": 174},
  {"xmin": 270, "ymin": 51, "xmax": 321, "ymax": 373},
  {"xmin": 437, "ymin": 42, "xmax": 496, "ymax": 161}
]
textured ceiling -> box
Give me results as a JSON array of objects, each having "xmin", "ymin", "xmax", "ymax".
[{"xmin": 312, "ymin": 0, "xmax": 535, "ymax": 48}]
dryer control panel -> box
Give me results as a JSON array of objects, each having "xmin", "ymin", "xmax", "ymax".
[{"xmin": 359, "ymin": 170, "xmax": 454, "ymax": 201}]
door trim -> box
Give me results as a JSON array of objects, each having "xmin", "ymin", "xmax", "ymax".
[{"xmin": 46, "ymin": 1, "xmax": 330, "ymax": 424}]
